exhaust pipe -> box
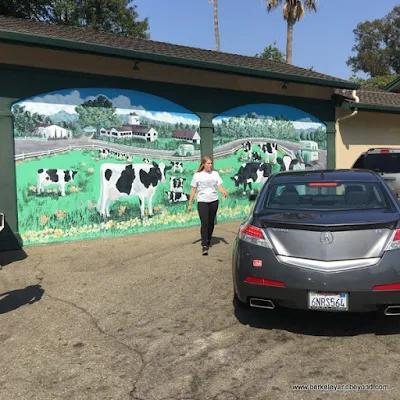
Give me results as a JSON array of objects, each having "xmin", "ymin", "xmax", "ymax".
[
  {"xmin": 249, "ymin": 298, "xmax": 275, "ymax": 309},
  {"xmin": 383, "ymin": 305, "xmax": 400, "ymax": 316}
]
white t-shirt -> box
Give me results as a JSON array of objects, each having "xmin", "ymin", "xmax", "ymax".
[{"xmin": 191, "ymin": 170, "xmax": 223, "ymax": 203}]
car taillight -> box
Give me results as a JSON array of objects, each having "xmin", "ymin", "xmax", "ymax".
[
  {"xmin": 386, "ymin": 229, "xmax": 400, "ymax": 251},
  {"xmin": 380, "ymin": 149, "xmax": 390, "ymax": 153},
  {"xmin": 239, "ymin": 223, "xmax": 271, "ymax": 248},
  {"xmin": 373, "ymin": 283, "xmax": 400, "ymax": 291}
]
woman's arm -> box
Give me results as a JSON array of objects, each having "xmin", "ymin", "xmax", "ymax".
[
  {"xmin": 188, "ymin": 186, "xmax": 197, "ymax": 211},
  {"xmin": 217, "ymin": 184, "xmax": 228, "ymax": 198}
]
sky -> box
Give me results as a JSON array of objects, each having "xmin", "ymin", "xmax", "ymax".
[{"xmin": 134, "ymin": 0, "xmax": 399, "ymax": 80}]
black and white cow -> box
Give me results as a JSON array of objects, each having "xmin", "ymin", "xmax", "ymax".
[
  {"xmin": 170, "ymin": 177, "xmax": 186, "ymax": 192},
  {"xmin": 143, "ymin": 158, "xmax": 152, "ymax": 164},
  {"xmin": 252, "ymin": 151, "xmax": 262, "ymax": 161},
  {"xmin": 99, "ymin": 148, "xmax": 110, "ymax": 159},
  {"xmin": 277, "ymin": 155, "xmax": 299, "ymax": 171},
  {"xmin": 242, "ymin": 141, "xmax": 252, "ymax": 153},
  {"xmin": 97, "ymin": 161, "xmax": 167, "ymax": 218},
  {"xmin": 231, "ymin": 162, "xmax": 272, "ymax": 195},
  {"xmin": 37, "ymin": 169, "xmax": 78, "ymax": 196},
  {"xmin": 170, "ymin": 161, "xmax": 184, "ymax": 174},
  {"xmin": 165, "ymin": 191, "xmax": 189, "ymax": 203},
  {"xmin": 259, "ymin": 142, "xmax": 278, "ymax": 163}
]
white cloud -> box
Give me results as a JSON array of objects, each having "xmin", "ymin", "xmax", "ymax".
[
  {"xmin": 19, "ymin": 101, "xmax": 78, "ymax": 115},
  {"xmin": 17, "ymin": 90, "xmax": 200, "ymax": 125}
]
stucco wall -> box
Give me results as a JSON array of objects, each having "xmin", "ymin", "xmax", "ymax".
[
  {"xmin": 335, "ymin": 108, "xmax": 400, "ymax": 168},
  {"xmin": 0, "ymin": 43, "xmax": 333, "ymax": 101}
]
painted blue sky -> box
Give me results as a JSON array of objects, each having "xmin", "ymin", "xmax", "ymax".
[
  {"xmin": 16, "ymin": 88, "xmax": 200, "ymax": 125},
  {"xmin": 135, "ymin": 0, "xmax": 398, "ymax": 80},
  {"xmin": 214, "ymin": 103, "xmax": 323, "ymax": 122}
]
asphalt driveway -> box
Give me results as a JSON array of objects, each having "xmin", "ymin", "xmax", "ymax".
[{"xmin": 0, "ymin": 220, "xmax": 399, "ymax": 400}]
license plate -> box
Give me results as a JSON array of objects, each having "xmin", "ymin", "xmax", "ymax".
[{"xmin": 308, "ymin": 291, "xmax": 348, "ymax": 311}]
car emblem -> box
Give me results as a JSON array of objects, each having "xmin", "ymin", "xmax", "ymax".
[{"xmin": 320, "ymin": 231, "xmax": 334, "ymax": 244}]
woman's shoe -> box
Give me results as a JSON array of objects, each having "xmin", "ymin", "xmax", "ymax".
[{"xmin": 202, "ymin": 246, "xmax": 209, "ymax": 255}]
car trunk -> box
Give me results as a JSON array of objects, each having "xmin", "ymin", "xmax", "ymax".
[{"xmin": 257, "ymin": 210, "xmax": 398, "ymax": 261}]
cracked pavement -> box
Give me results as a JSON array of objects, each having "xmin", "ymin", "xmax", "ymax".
[{"xmin": 1, "ymin": 220, "xmax": 400, "ymax": 399}]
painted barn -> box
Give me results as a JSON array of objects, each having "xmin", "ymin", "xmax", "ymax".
[
  {"xmin": 34, "ymin": 122, "xmax": 71, "ymax": 139},
  {"xmin": 172, "ymin": 129, "xmax": 201, "ymax": 144},
  {"xmin": 99, "ymin": 112, "xmax": 158, "ymax": 142}
]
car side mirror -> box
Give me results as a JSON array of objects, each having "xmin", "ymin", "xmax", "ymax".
[
  {"xmin": 249, "ymin": 193, "xmax": 257, "ymax": 202},
  {"xmin": 0, "ymin": 213, "xmax": 4, "ymax": 232}
]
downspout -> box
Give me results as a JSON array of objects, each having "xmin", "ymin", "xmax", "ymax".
[{"xmin": 335, "ymin": 89, "xmax": 359, "ymax": 152}]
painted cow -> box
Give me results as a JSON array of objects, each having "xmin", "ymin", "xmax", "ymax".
[
  {"xmin": 252, "ymin": 151, "xmax": 262, "ymax": 161},
  {"xmin": 143, "ymin": 158, "xmax": 152, "ymax": 164},
  {"xmin": 242, "ymin": 141, "xmax": 252, "ymax": 153},
  {"xmin": 277, "ymin": 155, "xmax": 299, "ymax": 171},
  {"xmin": 97, "ymin": 162, "xmax": 167, "ymax": 218},
  {"xmin": 259, "ymin": 142, "xmax": 278, "ymax": 164},
  {"xmin": 231, "ymin": 162, "xmax": 272, "ymax": 195},
  {"xmin": 37, "ymin": 169, "xmax": 78, "ymax": 196},
  {"xmin": 170, "ymin": 177, "xmax": 186, "ymax": 192},
  {"xmin": 170, "ymin": 161, "xmax": 184, "ymax": 174},
  {"xmin": 165, "ymin": 191, "xmax": 189, "ymax": 203},
  {"xmin": 99, "ymin": 148, "xmax": 110, "ymax": 159}
]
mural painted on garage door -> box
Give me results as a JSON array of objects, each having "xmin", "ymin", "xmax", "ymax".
[
  {"xmin": 13, "ymin": 91, "xmax": 326, "ymax": 245},
  {"xmin": 212, "ymin": 103, "xmax": 327, "ymax": 195}
]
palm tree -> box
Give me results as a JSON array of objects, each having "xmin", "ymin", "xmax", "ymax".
[
  {"xmin": 209, "ymin": 0, "xmax": 220, "ymax": 51},
  {"xmin": 266, "ymin": 0, "xmax": 318, "ymax": 64}
]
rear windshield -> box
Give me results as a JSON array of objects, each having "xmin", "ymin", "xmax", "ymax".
[
  {"xmin": 262, "ymin": 181, "xmax": 392, "ymax": 211},
  {"xmin": 355, "ymin": 153, "xmax": 400, "ymax": 173}
]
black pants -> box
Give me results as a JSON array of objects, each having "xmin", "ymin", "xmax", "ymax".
[{"xmin": 197, "ymin": 200, "xmax": 219, "ymax": 247}]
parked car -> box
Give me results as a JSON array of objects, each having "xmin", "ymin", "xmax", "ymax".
[
  {"xmin": 352, "ymin": 148, "xmax": 400, "ymax": 196},
  {"xmin": 232, "ymin": 169, "xmax": 400, "ymax": 315}
]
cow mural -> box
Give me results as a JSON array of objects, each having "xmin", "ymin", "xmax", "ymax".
[
  {"xmin": 97, "ymin": 162, "xmax": 167, "ymax": 218},
  {"xmin": 13, "ymin": 93, "xmax": 327, "ymax": 246}
]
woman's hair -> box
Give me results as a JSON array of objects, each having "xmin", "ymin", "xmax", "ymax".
[{"xmin": 196, "ymin": 156, "xmax": 213, "ymax": 172}]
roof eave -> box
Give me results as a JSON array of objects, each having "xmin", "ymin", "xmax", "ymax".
[
  {"xmin": 384, "ymin": 76, "xmax": 400, "ymax": 92},
  {"xmin": 0, "ymin": 29, "xmax": 359, "ymax": 90},
  {"xmin": 342, "ymin": 100, "xmax": 400, "ymax": 114}
]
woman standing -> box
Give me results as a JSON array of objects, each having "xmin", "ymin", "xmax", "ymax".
[{"xmin": 188, "ymin": 156, "xmax": 228, "ymax": 255}]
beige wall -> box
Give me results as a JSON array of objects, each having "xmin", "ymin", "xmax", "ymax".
[
  {"xmin": 335, "ymin": 108, "xmax": 400, "ymax": 168},
  {"xmin": 0, "ymin": 43, "xmax": 333, "ymax": 100}
]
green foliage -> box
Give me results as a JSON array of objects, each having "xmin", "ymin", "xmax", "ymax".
[
  {"xmin": 347, "ymin": 5, "xmax": 400, "ymax": 77},
  {"xmin": 0, "ymin": 0, "xmax": 150, "ymax": 39},
  {"xmin": 75, "ymin": 95, "xmax": 121, "ymax": 136},
  {"xmin": 12, "ymin": 104, "xmax": 52, "ymax": 137},
  {"xmin": 255, "ymin": 41, "xmax": 286, "ymax": 62},
  {"xmin": 349, "ymin": 73, "xmax": 400, "ymax": 89}
]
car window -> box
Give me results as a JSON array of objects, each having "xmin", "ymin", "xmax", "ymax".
[
  {"xmin": 352, "ymin": 155, "xmax": 365, "ymax": 169},
  {"xmin": 363, "ymin": 153, "xmax": 400, "ymax": 173},
  {"xmin": 262, "ymin": 181, "xmax": 392, "ymax": 211}
]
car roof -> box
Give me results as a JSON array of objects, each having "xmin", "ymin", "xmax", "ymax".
[{"xmin": 271, "ymin": 169, "xmax": 381, "ymax": 183}]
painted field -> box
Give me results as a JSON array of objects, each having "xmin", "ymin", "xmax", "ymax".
[{"xmin": 16, "ymin": 148, "xmax": 279, "ymax": 245}]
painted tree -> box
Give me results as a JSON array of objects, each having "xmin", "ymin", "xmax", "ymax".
[
  {"xmin": 265, "ymin": 0, "xmax": 319, "ymax": 65},
  {"xmin": 209, "ymin": 0, "xmax": 220, "ymax": 51},
  {"xmin": 75, "ymin": 95, "xmax": 121, "ymax": 138}
]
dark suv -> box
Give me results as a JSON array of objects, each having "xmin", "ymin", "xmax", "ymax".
[{"xmin": 352, "ymin": 148, "xmax": 400, "ymax": 196}]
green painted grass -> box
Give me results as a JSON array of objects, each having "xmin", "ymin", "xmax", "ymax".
[{"xmin": 16, "ymin": 149, "xmax": 278, "ymax": 245}]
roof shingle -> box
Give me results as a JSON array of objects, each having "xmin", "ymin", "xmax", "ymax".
[
  {"xmin": 336, "ymin": 87, "xmax": 400, "ymax": 108},
  {"xmin": 0, "ymin": 15, "xmax": 354, "ymax": 87}
]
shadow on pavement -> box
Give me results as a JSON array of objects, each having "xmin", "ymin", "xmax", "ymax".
[
  {"xmin": 233, "ymin": 296, "xmax": 400, "ymax": 336},
  {"xmin": 0, "ymin": 285, "xmax": 44, "ymax": 314},
  {"xmin": 0, "ymin": 248, "xmax": 28, "ymax": 268},
  {"xmin": 192, "ymin": 236, "xmax": 230, "ymax": 246}
]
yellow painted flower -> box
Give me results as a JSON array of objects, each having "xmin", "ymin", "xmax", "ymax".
[
  {"xmin": 87, "ymin": 167, "xmax": 95, "ymax": 174},
  {"xmin": 40, "ymin": 215, "xmax": 49, "ymax": 225}
]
